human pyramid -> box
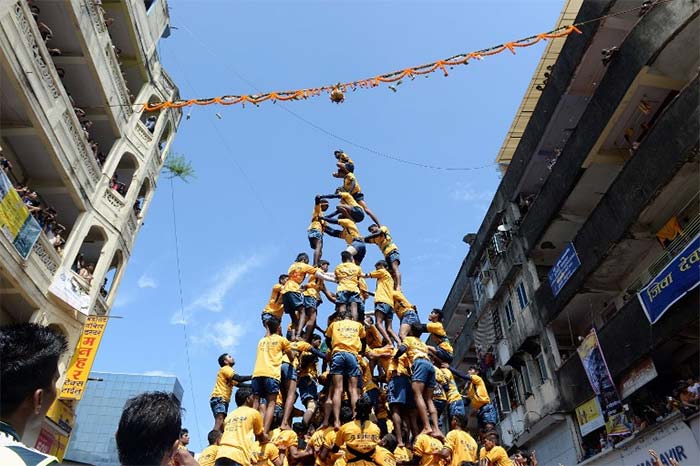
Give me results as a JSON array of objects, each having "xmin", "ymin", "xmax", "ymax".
[{"xmin": 205, "ymin": 151, "xmax": 509, "ymax": 466}]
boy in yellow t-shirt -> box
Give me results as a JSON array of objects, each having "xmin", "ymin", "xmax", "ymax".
[
  {"xmin": 424, "ymin": 309, "xmax": 454, "ymax": 364},
  {"xmin": 197, "ymin": 430, "xmax": 221, "ymax": 466},
  {"xmin": 299, "ymin": 260, "xmax": 334, "ymax": 342},
  {"xmin": 366, "ymin": 260, "xmax": 400, "ymax": 346},
  {"xmin": 216, "ymin": 386, "xmax": 266, "ymax": 466},
  {"xmin": 210, "ymin": 353, "xmax": 252, "ymax": 432},
  {"xmin": 324, "ymin": 214, "xmax": 367, "ymax": 265},
  {"xmin": 364, "ymin": 223, "xmax": 401, "ymax": 289},
  {"xmin": 251, "ymin": 319, "xmax": 295, "ymax": 436},
  {"xmin": 308, "ymin": 196, "xmax": 329, "ymax": 266},
  {"xmin": 441, "ymin": 414, "xmax": 478, "ymax": 466},
  {"xmin": 261, "ymin": 274, "xmax": 289, "ymax": 333},
  {"xmin": 318, "ymin": 189, "xmax": 366, "ymax": 223},
  {"xmin": 333, "ymin": 251, "xmax": 363, "ymax": 320},
  {"xmin": 413, "ymin": 433, "xmax": 447, "ymax": 466},
  {"xmin": 479, "ymin": 433, "xmax": 513, "ymax": 466},
  {"xmin": 393, "ymin": 289, "xmax": 420, "ymax": 340}
]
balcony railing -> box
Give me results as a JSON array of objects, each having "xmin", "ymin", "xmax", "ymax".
[{"xmin": 31, "ymin": 232, "xmax": 61, "ymax": 283}]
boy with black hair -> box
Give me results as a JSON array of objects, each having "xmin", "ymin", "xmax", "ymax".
[
  {"xmin": 297, "ymin": 334, "xmax": 325, "ymax": 427},
  {"xmin": 439, "ymin": 363, "xmax": 467, "ymax": 423},
  {"xmin": 393, "ymin": 289, "xmax": 420, "ymax": 340},
  {"xmin": 363, "ymin": 223, "xmax": 401, "ymax": 289},
  {"xmin": 318, "ymin": 189, "xmax": 365, "ymax": 223},
  {"xmin": 178, "ymin": 429, "xmax": 195, "ymax": 457},
  {"xmin": 198, "ymin": 430, "xmax": 222, "ymax": 466},
  {"xmin": 393, "ymin": 323, "xmax": 442, "ymax": 440},
  {"xmin": 216, "ymin": 386, "xmax": 266, "ymax": 466},
  {"xmin": 479, "ymin": 432, "xmax": 511, "ymax": 466},
  {"xmin": 0, "ymin": 323, "xmax": 68, "ymax": 466},
  {"xmin": 308, "ymin": 197, "xmax": 329, "ymax": 266},
  {"xmin": 365, "ymin": 260, "xmax": 399, "ymax": 346},
  {"xmin": 333, "ymin": 149, "xmax": 354, "ymax": 174},
  {"xmin": 324, "ymin": 310, "xmax": 365, "ymax": 428},
  {"xmin": 323, "ymin": 214, "xmax": 367, "ymax": 265},
  {"xmin": 262, "ymin": 275, "xmax": 289, "ymax": 333},
  {"xmin": 441, "ymin": 414, "xmax": 478, "ymax": 466},
  {"xmin": 333, "ymin": 251, "xmax": 363, "ymax": 321},
  {"xmin": 117, "ymin": 391, "xmax": 196, "ymax": 466},
  {"xmin": 333, "ymin": 167, "xmax": 381, "ymax": 226},
  {"xmin": 451, "ymin": 366, "xmax": 497, "ymax": 429},
  {"xmin": 424, "ymin": 308, "xmax": 454, "ymax": 363},
  {"xmin": 299, "ymin": 260, "xmax": 334, "ymax": 342},
  {"xmin": 334, "ymin": 396, "xmax": 381, "ymax": 464},
  {"xmin": 251, "ymin": 320, "xmax": 295, "ymax": 436},
  {"xmin": 210, "ymin": 353, "xmax": 252, "ymax": 432}
]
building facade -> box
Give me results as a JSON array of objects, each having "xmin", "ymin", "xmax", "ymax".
[
  {"xmin": 0, "ymin": 0, "xmax": 181, "ymax": 454},
  {"xmin": 441, "ymin": 1, "xmax": 699, "ymax": 465},
  {"xmin": 63, "ymin": 372, "xmax": 184, "ymax": 466}
]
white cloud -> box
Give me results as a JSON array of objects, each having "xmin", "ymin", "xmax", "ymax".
[
  {"xmin": 171, "ymin": 254, "xmax": 264, "ymax": 325},
  {"xmin": 451, "ymin": 183, "xmax": 494, "ymax": 203},
  {"xmin": 112, "ymin": 292, "xmax": 133, "ymax": 309},
  {"xmin": 141, "ymin": 370, "xmax": 175, "ymax": 377},
  {"xmin": 137, "ymin": 273, "xmax": 158, "ymax": 289},
  {"xmin": 192, "ymin": 319, "xmax": 246, "ymax": 350}
]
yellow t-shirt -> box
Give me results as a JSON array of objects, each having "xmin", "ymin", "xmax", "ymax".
[
  {"xmin": 426, "ymin": 322, "xmax": 453, "ymax": 354},
  {"xmin": 297, "ymin": 345, "xmax": 320, "ymax": 379},
  {"xmin": 392, "ymin": 290, "xmax": 415, "ymax": 318},
  {"xmin": 402, "ymin": 336, "xmax": 430, "ymax": 363},
  {"xmin": 308, "ymin": 203, "xmax": 326, "ymax": 232},
  {"xmin": 343, "ymin": 172, "xmax": 362, "ymax": 195},
  {"xmin": 388, "ymin": 350, "xmax": 411, "ymax": 377},
  {"xmin": 374, "ymin": 446, "xmax": 396, "ymax": 466},
  {"xmin": 335, "ymin": 262, "xmax": 362, "ymax": 293},
  {"xmin": 282, "ymin": 262, "xmax": 318, "ymax": 294},
  {"xmin": 339, "ymin": 191, "xmax": 361, "ymax": 208},
  {"xmin": 216, "ymin": 405, "xmax": 263, "ymax": 465},
  {"xmin": 338, "ymin": 218, "xmax": 361, "ymax": 245},
  {"xmin": 433, "ymin": 367, "xmax": 447, "ymax": 402},
  {"xmin": 211, "ymin": 365, "xmax": 236, "ymax": 402},
  {"xmin": 256, "ymin": 441, "xmax": 280, "ymax": 466},
  {"xmin": 338, "ymin": 151, "xmax": 353, "ymax": 165},
  {"xmin": 326, "ymin": 319, "xmax": 365, "ymax": 356},
  {"xmin": 479, "ymin": 446, "xmax": 512, "ymax": 466},
  {"xmin": 444, "ymin": 430, "xmax": 477, "ymax": 466},
  {"xmin": 323, "ymin": 428, "xmax": 344, "ymax": 465},
  {"xmin": 442, "ymin": 369, "xmax": 462, "ymax": 405},
  {"xmin": 394, "ymin": 445, "xmax": 413, "ymax": 464},
  {"xmin": 309, "ymin": 429, "xmax": 326, "ymax": 466},
  {"xmin": 359, "ymin": 276, "xmax": 369, "ymax": 300},
  {"xmin": 271, "ymin": 428, "xmax": 298, "ymax": 466},
  {"xmin": 466, "ymin": 374, "xmax": 491, "ymax": 409},
  {"xmin": 252, "ymin": 334, "xmax": 291, "ymax": 380},
  {"xmin": 368, "ymin": 269, "xmax": 395, "ymax": 306},
  {"xmin": 359, "ymin": 357, "xmax": 377, "ymax": 393},
  {"xmin": 303, "ymin": 274, "xmax": 323, "ymax": 300},
  {"xmin": 335, "ymin": 420, "xmax": 381, "ymax": 456},
  {"xmin": 262, "ymin": 283, "xmax": 284, "ymax": 319},
  {"xmin": 413, "ymin": 433, "xmax": 445, "ymax": 466},
  {"xmin": 365, "ymin": 325, "xmax": 383, "ymax": 349},
  {"xmin": 198, "ymin": 445, "xmax": 219, "ymax": 466},
  {"xmin": 366, "ymin": 225, "xmax": 398, "ymax": 256}
]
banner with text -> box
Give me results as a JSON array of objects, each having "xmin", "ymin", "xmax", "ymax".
[
  {"xmin": 577, "ymin": 329, "xmax": 621, "ymax": 417},
  {"xmin": 638, "ymin": 234, "xmax": 700, "ymax": 324},
  {"xmin": 0, "ymin": 170, "xmax": 41, "ymax": 259},
  {"xmin": 59, "ymin": 316, "xmax": 108, "ymax": 400}
]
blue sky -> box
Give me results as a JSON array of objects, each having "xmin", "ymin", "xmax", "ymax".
[{"xmin": 92, "ymin": 0, "xmax": 563, "ymax": 451}]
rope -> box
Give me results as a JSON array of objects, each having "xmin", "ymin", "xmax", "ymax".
[{"xmin": 169, "ymin": 178, "xmax": 203, "ymax": 448}]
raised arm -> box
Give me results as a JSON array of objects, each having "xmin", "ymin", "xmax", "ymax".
[{"xmin": 322, "ymin": 216, "xmax": 340, "ymax": 226}]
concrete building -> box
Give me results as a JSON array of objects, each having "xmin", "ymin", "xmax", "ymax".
[
  {"xmin": 0, "ymin": 0, "xmax": 180, "ymax": 454},
  {"xmin": 63, "ymin": 372, "xmax": 184, "ymax": 466},
  {"xmin": 441, "ymin": 1, "xmax": 699, "ymax": 465}
]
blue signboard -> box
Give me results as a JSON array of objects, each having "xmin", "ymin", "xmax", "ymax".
[
  {"xmin": 548, "ymin": 242, "xmax": 581, "ymax": 297},
  {"xmin": 638, "ymin": 234, "xmax": 700, "ymax": 324}
]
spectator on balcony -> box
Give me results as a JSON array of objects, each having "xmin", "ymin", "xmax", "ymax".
[
  {"xmin": 0, "ymin": 153, "xmax": 13, "ymax": 174},
  {"xmin": 48, "ymin": 225, "xmax": 65, "ymax": 254},
  {"xmin": 79, "ymin": 263, "xmax": 95, "ymax": 284},
  {"xmin": 0, "ymin": 323, "xmax": 68, "ymax": 466},
  {"xmin": 96, "ymin": 151, "xmax": 107, "ymax": 167},
  {"xmin": 144, "ymin": 115, "xmax": 158, "ymax": 133},
  {"xmin": 22, "ymin": 191, "xmax": 41, "ymax": 214},
  {"xmin": 678, "ymin": 386, "xmax": 699, "ymax": 416},
  {"xmin": 133, "ymin": 199, "xmax": 143, "ymax": 217},
  {"xmin": 72, "ymin": 253, "xmax": 85, "ymax": 272}
]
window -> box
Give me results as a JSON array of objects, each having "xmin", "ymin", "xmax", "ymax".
[
  {"xmin": 496, "ymin": 385, "xmax": 511, "ymax": 415},
  {"xmin": 520, "ymin": 363, "xmax": 533, "ymax": 396},
  {"xmin": 492, "ymin": 307, "xmax": 503, "ymax": 341},
  {"xmin": 506, "ymin": 375, "xmax": 520, "ymax": 408},
  {"xmin": 535, "ymin": 353, "xmax": 548, "ymax": 384},
  {"xmin": 516, "ymin": 281, "xmax": 529, "ymax": 309},
  {"xmin": 504, "ymin": 299, "xmax": 515, "ymax": 327}
]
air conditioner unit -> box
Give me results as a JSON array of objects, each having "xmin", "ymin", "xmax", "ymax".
[{"xmin": 478, "ymin": 269, "xmax": 492, "ymax": 284}]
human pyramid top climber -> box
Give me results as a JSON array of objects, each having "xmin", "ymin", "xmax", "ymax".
[{"xmin": 207, "ymin": 149, "xmax": 500, "ymax": 466}]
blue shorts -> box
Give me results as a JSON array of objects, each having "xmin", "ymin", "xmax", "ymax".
[
  {"xmin": 308, "ymin": 229, "xmax": 322, "ymax": 248},
  {"xmin": 434, "ymin": 399, "xmax": 446, "ymax": 417},
  {"xmin": 400, "ymin": 310, "xmax": 420, "ymax": 327},
  {"xmin": 283, "ymin": 291, "xmax": 304, "ymax": 314},
  {"xmin": 349, "ymin": 206, "xmax": 365, "ymax": 223},
  {"xmin": 345, "ymin": 162, "xmax": 355, "ymax": 173},
  {"xmin": 304, "ymin": 295, "xmax": 320, "ymax": 310},
  {"xmin": 210, "ymin": 397, "xmax": 228, "ymax": 417},
  {"xmin": 385, "ymin": 250, "xmax": 401, "ymax": 265},
  {"xmin": 281, "ymin": 362, "xmax": 297, "ymax": 383},
  {"xmin": 251, "ymin": 376, "xmax": 280, "ymax": 397},
  {"xmin": 336, "ymin": 290, "xmax": 361, "ymax": 305},
  {"xmin": 412, "ymin": 358, "xmax": 436, "ymax": 388},
  {"xmin": 478, "ymin": 402, "xmax": 498, "ymax": 427},
  {"xmin": 388, "ymin": 375, "xmax": 412, "ymax": 407},
  {"xmin": 349, "ymin": 240, "xmax": 366, "ymax": 264},
  {"xmin": 352, "ymin": 192, "xmax": 365, "ymax": 202},
  {"xmin": 365, "ymin": 388, "xmax": 380, "ymax": 413},
  {"xmin": 298, "ymin": 376, "xmax": 318, "ymax": 404},
  {"xmin": 449, "ymin": 399, "xmax": 466, "ymax": 418},
  {"xmin": 434, "ymin": 347, "xmax": 454, "ymax": 364},
  {"xmin": 375, "ymin": 303, "xmax": 394, "ymax": 318},
  {"xmin": 329, "ymin": 351, "xmax": 361, "ymax": 378}
]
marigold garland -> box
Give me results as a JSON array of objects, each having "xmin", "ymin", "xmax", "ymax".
[{"xmin": 143, "ymin": 25, "xmax": 582, "ymax": 112}]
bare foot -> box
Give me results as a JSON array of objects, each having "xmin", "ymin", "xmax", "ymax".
[
  {"xmin": 333, "ymin": 421, "xmax": 341, "ymax": 431},
  {"xmin": 431, "ymin": 429, "xmax": 445, "ymax": 441},
  {"xmin": 419, "ymin": 427, "xmax": 432, "ymax": 437},
  {"xmin": 280, "ymin": 423, "xmax": 291, "ymax": 431}
]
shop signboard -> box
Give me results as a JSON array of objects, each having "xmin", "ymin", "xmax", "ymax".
[
  {"xmin": 548, "ymin": 242, "xmax": 581, "ymax": 296},
  {"xmin": 638, "ymin": 234, "xmax": 700, "ymax": 324}
]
